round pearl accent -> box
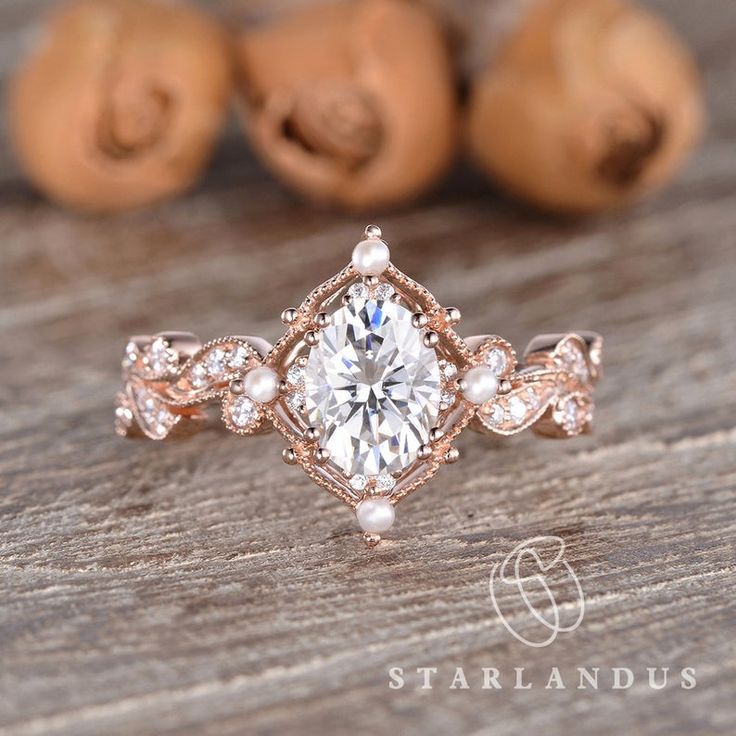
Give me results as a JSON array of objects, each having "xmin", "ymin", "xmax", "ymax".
[
  {"xmin": 356, "ymin": 498, "xmax": 395, "ymax": 533},
  {"xmin": 351, "ymin": 238, "xmax": 390, "ymax": 276},
  {"xmin": 461, "ymin": 366, "xmax": 499, "ymax": 404},
  {"xmin": 244, "ymin": 366, "xmax": 280, "ymax": 404}
]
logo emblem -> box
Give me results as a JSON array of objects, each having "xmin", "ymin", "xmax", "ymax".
[{"xmin": 489, "ymin": 536, "xmax": 585, "ymax": 647}]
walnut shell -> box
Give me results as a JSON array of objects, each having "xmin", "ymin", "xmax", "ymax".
[
  {"xmin": 466, "ymin": 0, "xmax": 703, "ymax": 213},
  {"xmin": 234, "ymin": 0, "xmax": 458, "ymax": 211},
  {"xmin": 9, "ymin": 0, "xmax": 232, "ymax": 212}
]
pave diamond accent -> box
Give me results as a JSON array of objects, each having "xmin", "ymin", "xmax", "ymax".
[
  {"xmin": 349, "ymin": 474, "xmax": 368, "ymax": 492},
  {"xmin": 286, "ymin": 363, "xmax": 305, "ymax": 386},
  {"xmin": 489, "ymin": 402, "xmax": 505, "ymax": 426},
  {"xmin": 373, "ymin": 283, "xmax": 394, "ymax": 300},
  {"xmin": 228, "ymin": 345, "xmax": 249, "ymax": 369},
  {"xmin": 485, "ymin": 347, "xmax": 508, "ymax": 376},
  {"xmin": 230, "ymin": 396, "xmax": 258, "ymax": 428},
  {"xmin": 304, "ymin": 297, "xmax": 442, "ymax": 476},
  {"xmin": 348, "ymin": 282, "xmax": 369, "ymax": 300},
  {"xmin": 508, "ymin": 396, "xmax": 528, "ymax": 423},
  {"xmin": 190, "ymin": 363, "xmax": 208, "ymax": 389},
  {"xmin": 286, "ymin": 390, "xmax": 305, "ymax": 414},
  {"xmin": 144, "ymin": 337, "xmax": 178, "ymax": 377},
  {"xmin": 374, "ymin": 473, "xmax": 396, "ymax": 493},
  {"xmin": 122, "ymin": 341, "xmax": 139, "ymax": 370},
  {"xmin": 205, "ymin": 348, "xmax": 226, "ymax": 377}
]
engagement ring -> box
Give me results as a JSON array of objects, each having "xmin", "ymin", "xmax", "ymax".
[{"xmin": 116, "ymin": 226, "xmax": 602, "ymax": 546}]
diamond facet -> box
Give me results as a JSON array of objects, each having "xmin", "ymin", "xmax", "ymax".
[
  {"xmin": 304, "ymin": 298, "xmax": 442, "ymax": 476},
  {"xmin": 485, "ymin": 347, "xmax": 508, "ymax": 376},
  {"xmin": 230, "ymin": 396, "xmax": 258, "ymax": 428},
  {"xmin": 206, "ymin": 348, "xmax": 226, "ymax": 377},
  {"xmin": 374, "ymin": 473, "xmax": 396, "ymax": 493},
  {"xmin": 228, "ymin": 345, "xmax": 249, "ymax": 369},
  {"xmin": 508, "ymin": 396, "xmax": 527, "ymax": 422}
]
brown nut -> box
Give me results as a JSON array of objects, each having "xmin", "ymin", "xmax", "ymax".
[
  {"xmin": 234, "ymin": 0, "xmax": 458, "ymax": 211},
  {"xmin": 466, "ymin": 0, "xmax": 703, "ymax": 213},
  {"xmin": 9, "ymin": 0, "xmax": 232, "ymax": 212}
]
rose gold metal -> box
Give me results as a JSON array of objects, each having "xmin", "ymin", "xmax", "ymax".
[{"xmin": 115, "ymin": 226, "xmax": 602, "ymax": 543}]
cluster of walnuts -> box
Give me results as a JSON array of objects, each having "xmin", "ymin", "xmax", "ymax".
[{"xmin": 9, "ymin": 0, "xmax": 703, "ymax": 214}]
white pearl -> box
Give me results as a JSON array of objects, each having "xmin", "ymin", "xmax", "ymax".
[
  {"xmin": 356, "ymin": 498, "xmax": 395, "ymax": 533},
  {"xmin": 462, "ymin": 366, "xmax": 499, "ymax": 404},
  {"xmin": 351, "ymin": 238, "xmax": 390, "ymax": 276},
  {"xmin": 244, "ymin": 366, "xmax": 280, "ymax": 403}
]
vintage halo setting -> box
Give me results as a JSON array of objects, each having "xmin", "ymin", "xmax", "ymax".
[
  {"xmin": 116, "ymin": 226, "xmax": 602, "ymax": 546},
  {"xmin": 303, "ymin": 295, "xmax": 442, "ymax": 477}
]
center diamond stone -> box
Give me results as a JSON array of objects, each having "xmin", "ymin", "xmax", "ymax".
[{"xmin": 304, "ymin": 297, "xmax": 442, "ymax": 476}]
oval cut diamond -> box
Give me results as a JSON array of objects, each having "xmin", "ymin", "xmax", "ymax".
[{"xmin": 305, "ymin": 298, "xmax": 442, "ymax": 476}]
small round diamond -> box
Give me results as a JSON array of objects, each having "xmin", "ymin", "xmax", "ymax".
[
  {"xmin": 374, "ymin": 474, "xmax": 396, "ymax": 493},
  {"xmin": 206, "ymin": 348, "xmax": 226, "ymax": 377},
  {"xmin": 525, "ymin": 387, "xmax": 540, "ymax": 409},
  {"xmin": 286, "ymin": 390, "xmax": 305, "ymax": 413},
  {"xmin": 146, "ymin": 337, "xmax": 177, "ymax": 376},
  {"xmin": 439, "ymin": 360, "xmax": 457, "ymax": 380},
  {"xmin": 230, "ymin": 396, "xmax": 258, "ymax": 428},
  {"xmin": 122, "ymin": 341, "xmax": 139, "ymax": 369},
  {"xmin": 374, "ymin": 283, "xmax": 394, "ymax": 300},
  {"xmin": 485, "ymin": 347, "xmax": 508, "ymax": 376},
  {"xmin": 228, "ymin": 345, "xmax": 249, "ymax": 369},
  {"xmin": 508, "ymin": 396, "xmax": 527, "ymax": 422},
  {"xmin": 190, "ymin": 363, "xmax": 208, "ymax": 389},
  {"xmin": 559, "ymin": 343, "xmax": 589, "ymax": 381},
  {"xmin": 114, "ymin": 405, "xmax": 133, "ymax": 433},
  {"xmin": 556, "ymin": 395, "xmax": 592, "ymax": 434},
  {"xmin": 349, "ymin": 474, "xmax": 368, "ymax": 492},
  {"xmin": 489, "ymin": 402, "xmax": 505, "ymax": 426},
  {"xmin": 348, "ymin": 282, "xmax": 369, "ymax": 300},
  {"xmin": 286, "ymin": 364, "xmax": 305, "ymax": 386},
  {"xmin": 441, "ymin": 390, "xmax": 456, "ymax": 408}
]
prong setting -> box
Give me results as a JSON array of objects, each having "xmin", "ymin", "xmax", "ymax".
[
  {"xmin": 412, "ymin": 312, "xmax": 428, "ymax": 329},
  {"xmin": 314, "ymin": 312, "xmax": 331, "ymax": 328},
  {"xmin": 445, "ymin": 307, "xmax": 461, "ymax": 325},
  {"xmin": 281, "ymin": 307, "xmax": 298, "ymax": 325},
  {"xmin": 417, "ymin": 444, "xmax": 432, "ymax": 460},
  {"xmin": 423, "ymin": 331, "xmax": 440, "ymax": 348}
]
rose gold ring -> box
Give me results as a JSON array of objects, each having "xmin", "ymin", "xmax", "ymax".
[{"xmin": 116, "ymin": 225, "xmax": 602, "ymax": 547}]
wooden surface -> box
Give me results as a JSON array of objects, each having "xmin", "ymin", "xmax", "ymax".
[{"xmin": 1, "ymin": 1, "xmax": 735, "ymax": 735}]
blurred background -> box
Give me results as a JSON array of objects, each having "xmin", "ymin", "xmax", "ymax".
[{"xmin": 1, "ymin": 1, "xmax": 735, "ymax": 735}]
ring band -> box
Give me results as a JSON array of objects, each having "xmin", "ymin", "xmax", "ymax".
[{"xmin": 116, "ymin": 226, "xmax": 602, "ymax": 546}]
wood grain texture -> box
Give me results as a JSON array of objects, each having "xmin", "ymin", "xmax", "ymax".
[{"xmin": 1, "ymin": 1, "xmax": 735, "ymax": 735}]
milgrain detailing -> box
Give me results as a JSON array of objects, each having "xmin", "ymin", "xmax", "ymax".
[
  {"xmin": 387, "ymin": 666, "xmax": 697, "ymax": 691},
  {"xmin": 116, "ymin": 226, "xmax": 603, "ymax": 545}
]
